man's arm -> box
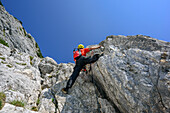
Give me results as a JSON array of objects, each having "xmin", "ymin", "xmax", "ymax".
[{"xmin": 89, "ymin": 45, "xmax": 101, "ymax": 51}]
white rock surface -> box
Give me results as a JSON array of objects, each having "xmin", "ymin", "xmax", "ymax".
[
  {"xmin": 0, "ymin": 5, "xmax": 41, "ymax": 57},
  {"xmin": 0, "ymin": 103, "xmax": 37, "ymax": 113}
]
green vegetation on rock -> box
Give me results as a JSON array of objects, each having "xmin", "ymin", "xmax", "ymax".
[
  {"xmin": 3, "ymin": 29, "xmax": 5, "ymax": 36},
  {"xmin": 10, "ymin": 100, "xmax": 25, "ymax": 107},
  {"xmin": 19, "ymin": 21, "xmax": 23, "ymax": 25},
  {"xmin": 0, "ymin": 92, "xmax": 6, "ymax": 110},
  {"xmin": 29, "ymin": 56, "xmax": 34, "ymax": 65},
  {"xmin": 6, "ymin": 64, "xmax": 13, "ymax": 68},
  {"xmin": 0, "ymin": 38, "xmax": 9, "ymax": 47},
  {"xmin": 16, "ymin": 62, "xmax": 27, "ymax": 66},
  {"xmin": 19, "ymin": 27, "xmax": 26, "ymax": 36},
  {"xmin": 27, "ymin": 34, "xmax": 32, "ymax": 39},
  {"xmin": 36, "ymin": 98, "xmax": 40, "ymax": 106},
  {"xmin": 14, "ymin": 17, "xmax": 23, "ymax": 25},
  {"xmin": 31, "ymin": 106, "xmax": 38, "ymax": 111},
  {"xmin": 1, "ymin": 61, "xmax": 7, "ymax": 64},
  {"xmin": 48, "ymin": 75, "xmax": 53, "ymax": 78},
  {"xmin": 52, "ymin": 98, "xmax": 54, "ymax": 102},
  {"xmin": 0, "ymin": 1, "xmax": 3, "ymax": 6},
  {"xmin": 19, "ymin": 27, "xmax": 22, "ymax": 32},
  {"xmin": 29, "ymin": 56, "xmax": 34, "ymax": 61},
  {"xmin": 0, "ymin": 57, "xmax": 5, "ymax": 61},
  {"xmin": 36, "ymin": 42, "xmax": 43, "ymax": 58},
  {"xmin": 0, "ymin": 101, "xmax": 2, "ymax": 109},
  {"xmin": 23, "ymin": 27, "xmax": 27, "ymax": 36}
]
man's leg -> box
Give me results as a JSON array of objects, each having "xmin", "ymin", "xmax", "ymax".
[
  {"xmin": 62, "ymin": 64, "xmax": 83, "ymax": 93},
  {"xmin": 84, "ymin": 54, "xmax": 102, "ymax": 64},
  {"xmin": 66, "ymin": 65, "xmax": 82, "ymax": 89}
]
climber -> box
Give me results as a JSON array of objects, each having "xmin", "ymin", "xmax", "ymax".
[{"xmin": 61, "ymin": 44, "xmax": 103, "ymax": 94}]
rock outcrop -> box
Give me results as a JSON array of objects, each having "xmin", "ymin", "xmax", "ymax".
[
  {"xmin": 0, "ymin": 4, "xmax": 42, "ymax": 57},
  {"xmin": 0, "ymin": 3, "xmax": 170, "ymax": 113},
  {"xmin": 91, "ymin": 35, "xmax": 170, "ymax": 113}
]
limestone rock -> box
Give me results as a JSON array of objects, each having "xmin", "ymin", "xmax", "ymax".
[
  {"xmin": 38, "ymin": 88, "xmax": 56, "ymax": 113},
  {"xmin": 91, "ymin": 35, "xmax": 170, "ymax": 113},
  {"xmin": 38, "ymin": 57, "xmax": 57, "ymax": 76},
  {"xmin": 0, "ymin": 5, "xmax": 42, "ymax": 57},
  {"xmin": 0, "ymin": 43, "xmax": 42, "ymax": 111},
  {"xmin": 0, "ymin": 103, "xmax": 37, "ymax": 113}
]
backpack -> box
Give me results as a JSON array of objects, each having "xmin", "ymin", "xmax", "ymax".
[{"xmin": 73, "ymin": 48, "xmax": 82, "ymax": 61}]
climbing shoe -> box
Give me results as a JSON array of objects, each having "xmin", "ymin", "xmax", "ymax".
[
  {"xmin": 61, "ymin": 88, "xmax": 68, "ymax": 94},
  {"xmin": 99, "ymin": 52, "xmax": 104, "ymax": 57}
]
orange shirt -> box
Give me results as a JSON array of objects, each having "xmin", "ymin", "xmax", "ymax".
[
  {"xmin": 80, "ymin": 48, "xmax": 90, "ymax": 56},
  {"xmin": 73, "ymin": 48, "xmax": 90, "ymax": 61}
]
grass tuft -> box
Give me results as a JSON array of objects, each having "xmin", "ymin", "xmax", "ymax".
[
  {"xmin": 29, "ymin": 56, "xmax": 34, "ymax": 61},
  {"xmin": 0, "ymin": 92, "xmax": 6, "ymax": 110},
  {"xmin": 29, "ymin": 56, "xmax": 34, "ymax": 65},
  {"xmin": 10, "ymin": 100, "xmax": 25, "ymax": 107},
  {"xmin": 0, "ymin": 38, "xmax": 9, "ymax": 47},
  {"xmin": 1, "ymin": 61, "xmax": 7, "ymax": 64},
  {"xmin": 52, "ymin": 98, "xmax": 54, "ymax": 102},
  {"xmin": 16, "ymin": 62, "xmax": 27, "ymax": 66},
  {"xmin": 36, "ymin": 98, "xmax": 40, "ymax": 106},
  {"xmin": 3, "ymin": 29, "xmax": 5, "ymax": 36},
  {"xmin": 48, "ymin": 75, "xmax": 53, "ymax": 78},
  {"xmin": 23, "ymin": 27, "xmax": 27, "ymax": 36},
  {"xmin": 31, "ymin": 106, "xmax": 38, "ymax": 111},
  {"xmin": 35, "ymin": 43, "xmax": 43, "ymax": 58},
  {"xmin": 6, "ymin": 64, "xmax": 13, "ymax": 68},
  {"xmin": 0, "ymin": 57, "xmax": 5, "ymax": 61},
  {"xmin": 27, "ymin": 34, "xmax": 32, "ymax": 39}
]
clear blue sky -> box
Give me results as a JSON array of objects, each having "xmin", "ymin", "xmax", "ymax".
[{"xmin": 1, "ymin": 0, "xmax": 170, "ymax": 63}]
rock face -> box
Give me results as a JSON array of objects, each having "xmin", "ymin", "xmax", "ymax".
[
  {"xmin": 91, "ymin": 35, "xmax": 170, "ymax": 113},
  {"xmin": 0, "ymin": 3, "xmax": 170, "ymax": 113},
  {"xmin": 0, "ymin": 4, "xmax": 42, "ymax": 57}
]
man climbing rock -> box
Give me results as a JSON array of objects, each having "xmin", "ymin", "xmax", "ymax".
[{"xmin": 62, "ymin": 44, "xmax": 103, "ymax": 94}]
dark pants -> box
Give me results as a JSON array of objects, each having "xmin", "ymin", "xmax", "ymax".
[{"xmin": 65, "ymin": 54, "xmax": 100, "ymax": 90}]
